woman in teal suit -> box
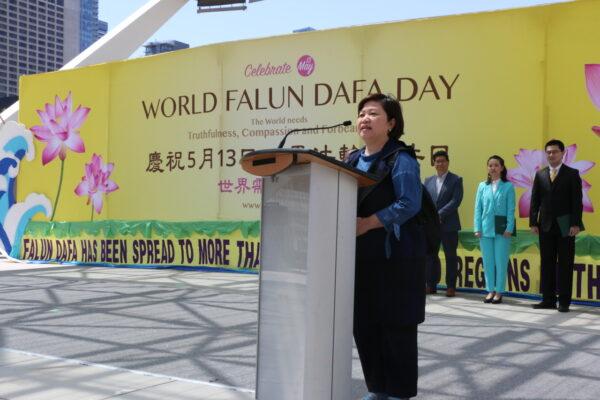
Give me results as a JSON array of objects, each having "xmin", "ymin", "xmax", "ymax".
[{"xmin": 474, "ymin": 155, "xmax": 516, "ymax": 304}]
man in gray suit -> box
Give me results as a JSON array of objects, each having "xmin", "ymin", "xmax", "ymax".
[{"xmin": 424, "ymin": 150, "xmax": 463, "ymax": 296}]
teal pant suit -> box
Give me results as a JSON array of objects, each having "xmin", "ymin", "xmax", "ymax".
[{"xmin": 474, "ymin": 180, "xmax": 516, "ymax": 293}]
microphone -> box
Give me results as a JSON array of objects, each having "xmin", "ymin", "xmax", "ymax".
[{"xmin": 278, "ymin": 120, "xmax": 352, "ymax": 149}]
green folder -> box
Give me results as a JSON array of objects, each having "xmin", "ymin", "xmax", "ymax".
[
  {"xmin": 556, "ymin": 214, "xmax": 585, "ymax": 237},
  {"xmin": 494, "ymin": 215, "xmax": 517, "ymax": 236}
]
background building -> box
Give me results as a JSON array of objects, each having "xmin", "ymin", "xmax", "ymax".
[
  {"xmin": 80, "ymin": 0, "xmax": 106, "ymax": 52},
  {"xmin": 144, "ymin": 40, "xmax": 189, "ymax": 56},
  {"xmin": 293, "ymin": 26, "xmax": 315, "ymax": 33},
  {"xmin": 0, "ymin": 0, "xmax": 107, "ymax": 100},
  {"xmin": 96, "ymin": 19, "xmax": 107, "ymax": 41},
  {"xmin": 64, "ymin": 0, "xmax": 81, "ymax": 64}
]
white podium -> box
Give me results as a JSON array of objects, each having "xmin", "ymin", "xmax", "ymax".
[{"xmin": 241, "ymin": 149, "xmax": 375, "ymax": 400}]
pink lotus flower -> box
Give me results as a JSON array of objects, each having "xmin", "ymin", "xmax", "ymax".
[
  {"xmin": 75, "ymin": 154, "xmax": 119, "ymax": 215},
  {"xmin": 507, "ymin": 144, "xmax": 595, "ymax": 217},
  {"xmin": 585, "ymin": 64, "xmax": 600, "ymax": 136},
  {"xmin": 30, "ymin": 92, "xmax": 90, "ymax": 165}
]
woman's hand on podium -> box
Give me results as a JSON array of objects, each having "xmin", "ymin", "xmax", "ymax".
[{"xmin": 356, "ymin": 215, "xmax": 383, "ymax": 236}]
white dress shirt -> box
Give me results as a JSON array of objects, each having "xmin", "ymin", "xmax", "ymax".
[
  {"xmin": 436, "ymin": 172, "xmax": 448, "ymax": 196},
  {"xmin": 550, "ymin": 163, "xmax": 562, "ymax": 181},
  {"xmin": 492, "ymin": 179, "xmax": 500, "ymax": 194}
]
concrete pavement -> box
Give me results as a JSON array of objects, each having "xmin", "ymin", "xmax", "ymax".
[{"xmin": 1, "ymin": 260, "xmax": 599, "ymax": 399}]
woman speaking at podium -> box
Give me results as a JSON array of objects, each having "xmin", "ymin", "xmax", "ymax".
[{"xmin": 345, "ymin": 93, "xmax": 426, "ymax": 400}]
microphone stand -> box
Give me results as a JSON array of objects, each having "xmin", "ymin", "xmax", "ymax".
[{"xmin": 278, "ymin": 121, "xmax": 352, "ymax": 149}]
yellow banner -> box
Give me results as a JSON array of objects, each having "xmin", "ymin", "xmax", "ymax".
[
  {"xmin": 21, "ymin": 231, "xmax": 260, "ymax": 270},
  {"xmin": 452, "ymin": 249, "xmax": 600, "ymax": 303},
  {"xmin": 8, "ymin": 0, "xmax": 598, "ymax": 286},
  {"xmin": 17, "ymin": 1, "xmax": 599, "ymax": 232}
]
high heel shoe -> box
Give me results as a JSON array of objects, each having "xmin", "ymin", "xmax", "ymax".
[
  {"xmin": 492, "ymin": 294, "xmax": 503, "ymax": 304},
  {"xmin": 483, "ymin": 292, "xmax": 495, "ymax": 303}
]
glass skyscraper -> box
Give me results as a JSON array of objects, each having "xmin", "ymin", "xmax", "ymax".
[
  {"xmin": 0, "ymin": 0, "xmax": 107, "ymax": 100},
  {"xmin": 80, "ymin": 0, "xmax": 105, "ymax": 51},
  {"xmin": 0, "ymin": 0, "xmax": 68, "ymax": 97},
  {"xmin": 96, "ymin": 19, "xmax": 107, "ymax": 41},
  {"xmin": 144, "ymin": 40, "xmax": 190, "ymax": 56}
]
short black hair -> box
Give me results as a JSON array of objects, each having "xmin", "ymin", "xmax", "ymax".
[
  {"xmin": 357, "ymin": 93, "xmax": 405, "ymax": 139},
  {"xmin": 433, "ymin": 150, "xmax": 449, "ymax": 162},
  {"xmin": 545, "ymin": 139, "xmax": 565, "ymax": 152}
]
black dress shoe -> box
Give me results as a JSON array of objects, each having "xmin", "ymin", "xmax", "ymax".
[
  {"xmin": 483, "ymin": 294, "xmax": 494, "ymax": 303},
  {"xmin": 558, "ymin": 305, "xmax": 570, "ymax": 313},
  {"xmin": 532, "ymin": 301, "xmax": 557, "ymax": 309},
  {"xmin": 491, "ymin": 295, "xmax": 503, "ymax": 304}
]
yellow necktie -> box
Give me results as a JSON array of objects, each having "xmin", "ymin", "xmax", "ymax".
[{"xmin": 550, "ymin": 168, "xmax": 557, "ymax": 182}]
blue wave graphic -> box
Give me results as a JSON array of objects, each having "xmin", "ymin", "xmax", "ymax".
[{"xmin": 0, "ymin": 122, "xmax": 51, "ymax": 257}]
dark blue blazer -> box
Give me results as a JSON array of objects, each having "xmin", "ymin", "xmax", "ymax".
[{"xmin": 424, "ymin": 172, "xmax": 463, "ymax": 232}]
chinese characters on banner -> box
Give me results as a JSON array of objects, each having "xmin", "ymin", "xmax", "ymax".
[{"xmin": 145, "ymin": 143, "xmax": 430, "ymax": 196}]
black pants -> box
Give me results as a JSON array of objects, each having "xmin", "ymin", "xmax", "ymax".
[
  {"xmin": 426, "ymin": 231, "xmax": 459, "ymax": 290},
  {"xmin": 539, "ymin": 228, "xmax": 576, "ymax": 306},
  {"xmin": 354, "ymin": 323, "xmax": 418, "ymax": 398}
]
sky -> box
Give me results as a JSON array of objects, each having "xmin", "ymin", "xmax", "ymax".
[{"xmin": 98, "ymin": 0, "xmax": 570, "ymax": 58}]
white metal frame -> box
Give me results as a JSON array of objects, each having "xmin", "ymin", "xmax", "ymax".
[
  {"xmin": 0, "ymin": 0, "xmax": 189, "ymax": 122},
  {"xmin": 0, "ymin": 0, "xmax": 271, "ymax": 123}
]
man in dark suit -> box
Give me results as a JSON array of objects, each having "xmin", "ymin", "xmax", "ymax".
[
  {"xmin": 530, "ymin": 139, "xmax": 583, "ymax": 312},
  {"xmin": 424, "ymin": 151, "xmax": 463, "ymax": 297}
]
